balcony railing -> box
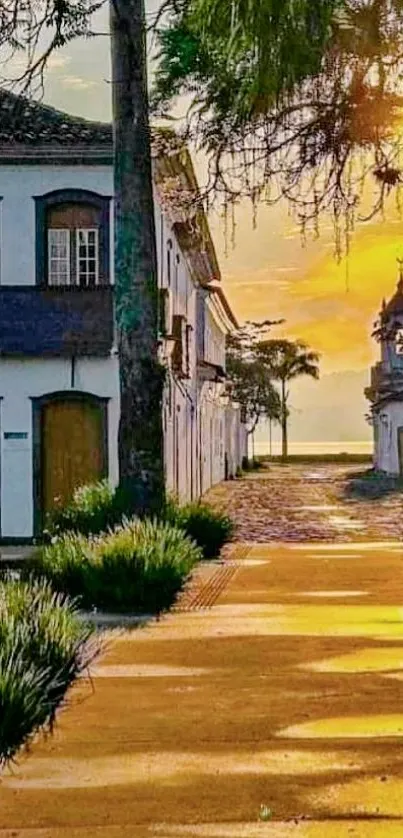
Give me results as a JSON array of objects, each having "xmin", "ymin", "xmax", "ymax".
[{"xmin": 0, "ymin": 285, "xmax": 114, "ymax": 356}]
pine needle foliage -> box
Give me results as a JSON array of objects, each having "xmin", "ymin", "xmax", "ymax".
[
  {"xmin": 154, "ymin": 0, "xmax": 340, "ymax": 127},
  {"xmin": 154, "ymin": 0, "xmax": 403, "ymax": 254}
]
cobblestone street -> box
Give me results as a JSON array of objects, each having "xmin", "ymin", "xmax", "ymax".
[{"xmin": 205, "ymin": 463, "xmax": 403, "ymax": 543}]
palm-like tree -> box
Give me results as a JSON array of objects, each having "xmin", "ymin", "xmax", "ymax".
[{"xmin": 258, "ymin": 340, "xmax": 320, "ymax": 461}]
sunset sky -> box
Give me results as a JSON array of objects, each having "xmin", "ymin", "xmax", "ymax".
[{"xmin": 34, "ymin": 2, "xmax": 403, "ymax": 448}]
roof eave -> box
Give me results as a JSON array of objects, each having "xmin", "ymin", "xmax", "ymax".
[{"xmin": 0, "ymin": 144, "xmax": 113, "ymax": 165}]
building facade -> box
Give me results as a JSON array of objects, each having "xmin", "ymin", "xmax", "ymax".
[
  {"xmin": 366, "ymin": 271, "xmax": 403, "ymax": 475},
  {"xmin": 0, "ymin": 91, "xmax": 246, "ymax": 540}
]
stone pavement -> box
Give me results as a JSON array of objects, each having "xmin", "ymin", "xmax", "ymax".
[
  {"xmin": 0, "ymin": 546, "xmax": 33, "ymax": 566},
  {"xmin": 205, "ymin": 464, "xmax": 403, "ymax": 542},
  {"xmin": 2, "ymin": 539, "xmax": 403, "ymax": 836}
]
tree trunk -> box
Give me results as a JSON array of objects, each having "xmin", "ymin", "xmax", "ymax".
[
  {"xmin": 110, "ymin": 0, "xmax": 165, "ymax": 514},
  {"xmin": 281, "ymin": 379, "xmax": 288, "ymax": 461}
]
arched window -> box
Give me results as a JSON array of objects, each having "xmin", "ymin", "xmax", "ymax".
[{"xmin": 35, "ymin": 189, "xmax": 111, "ymax": 287}]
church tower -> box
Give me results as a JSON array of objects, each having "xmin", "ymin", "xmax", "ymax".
[{"xmin": 366, "ymin": 264, "xmax": 403, "ymax": 474}]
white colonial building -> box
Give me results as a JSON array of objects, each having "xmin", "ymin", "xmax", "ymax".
[
  {"xmin": 0, "ymin": 90, "xmax": 246, "ymax": 540},
  {"xmin": 366, "ymin": 269, "xmax": 403, "ymax": 475}
]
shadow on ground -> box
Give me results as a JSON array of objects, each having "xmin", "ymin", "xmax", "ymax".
[
  {"xmin": 343, "ymin": 470, "xmax": 403, "ymax": 501},
  {"xmin": 3, "ymin": 542, "xmax": 403, "ymax": 833}
]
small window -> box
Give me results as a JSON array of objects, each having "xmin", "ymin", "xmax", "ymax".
[{"xmin": 48, "ymin": 229, "xmax": 70, "ymax": 286}]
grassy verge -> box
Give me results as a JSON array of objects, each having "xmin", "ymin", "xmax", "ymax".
[
  {"xmin": 265, "ymin": 453, "xmax": 372, "ymax": 465},
  {"xmin": 27, "ymin": 519, "xmax": 202, "ymax": 614},
  {"xmin": 0, "ymin": 578, "xmax": 96, "ymax": 768}
]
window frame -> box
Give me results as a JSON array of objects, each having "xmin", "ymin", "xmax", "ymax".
[
  {"xmin": 48, "ymin": 228, "xmax": 71, "ymax": 287},
  {"xmin": 76, "ymin": 227, "xmax": 100, "ymax": 287},
  {"xmin": 34, "ymin": 189, "xmax": 112, "ymax": 288}
]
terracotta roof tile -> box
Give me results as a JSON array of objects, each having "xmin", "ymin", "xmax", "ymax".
[{"xmin": 0, "ymin": 88, "xmax": 112, "ymax": 146}]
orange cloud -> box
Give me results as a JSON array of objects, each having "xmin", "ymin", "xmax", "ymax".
[{"xmin": 218, "ymin": 209, "xmax": 403, "ymax": 373}]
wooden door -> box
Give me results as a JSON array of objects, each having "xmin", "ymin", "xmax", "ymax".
[{"xmin": 42, "ymin": 398, "xmax": 106, "ymax": 514}]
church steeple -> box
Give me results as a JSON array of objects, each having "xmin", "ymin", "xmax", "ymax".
[
  {"xmin": 380, "ymin": 261, "xmax": 403, "ymax": 319},
  {"xmin": 397, "ymin": 257, "xmax": 403, "ymax": 294}
]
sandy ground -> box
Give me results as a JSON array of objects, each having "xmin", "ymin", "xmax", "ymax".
[{"xmin": 2, "ymin": 467, "xmax": 403, "ymax": 836}]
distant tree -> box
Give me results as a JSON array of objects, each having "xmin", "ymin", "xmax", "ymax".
[
  {"xmin": 258, "ymin": 339, "xmax": 320, "ymax": 460},
  {"xmin": 226, "ymin": 321, "xmax": 282, "ymax": 455},
  {"xmin": 226, "ymin": 351, "xmax": 282, "ymax": 436}
]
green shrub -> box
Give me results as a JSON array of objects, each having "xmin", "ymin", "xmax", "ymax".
[
  {"xmin": 43, "ymin": 481, "xmax": 234, "ymax": 563},
  {"xmin": 44, "ymin": 480, "xmax": 120, "ymax": 538},
  {"xmin": 164, "ymin": 499, "xmax": 234, "ymax": 560},
  {"xmin": 0, "ymin": 578, "xmax": 96, "ymax": 768},
  {"xmin": 27, "ymin": 519, "xmax": 202, "ymax": 614}
]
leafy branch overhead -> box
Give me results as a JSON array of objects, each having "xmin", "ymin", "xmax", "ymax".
[
  {"xmin": 0, "ymin": 0, "xmax": 102, "ymax": 93},
  {"xmin": 153, "ymin": 0, "xmax": 403, "ymax": 255},
  {"xmin": 4, "ymin": 0, "xmax": 403, "ymax": 256}
]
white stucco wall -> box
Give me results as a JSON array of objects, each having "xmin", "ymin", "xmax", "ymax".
[
  {"xmin": 204, "ymin": 297, "xmax": 227, "ymax": 369},
  {"xmin": 0, "ymin": 356, "xmax": 120, "ymax": 538},
  {"xmin": 225, "ymin": 405, "xmax": 248, "ymax": 477},
  {"xmin": 374, "ymin": 402, "xmax": 403, "ymax": 475},
  {"xmin": 0, "ymin": 160, "xmax": 235, "ymax": 532},
  {"xmin": 157, "ymin": 203, "xmax": 200, "ymax": 503},
  {"xmin": 0, "ymin": 166, "xmax": 114, "ymax": 286},
  {"xmin": 164, "ymin": 377, "xmax": 194, "ymax": 501},
  {"xmin": 198, "ymin": 382, "xmax": 227, "ymax": 494}
]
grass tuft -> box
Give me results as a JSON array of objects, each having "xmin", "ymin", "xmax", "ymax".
[
  {"xmin": 164, "ymin": 498, "xmax": 234, "ymax": 559},
  {"xmin": 0, "ymin": 578, "xmax": 96, "ymax": 767},
  {"xmin": 44, "ymin": 480, "xmax": 121, "ymax": 538},
  {"xmin": 43, "ymin": 480, "xmax": 234, "ymax": 562},
  {"xmin": 27, "ymin": 519, "xmax": 202, "ymax": 614}
]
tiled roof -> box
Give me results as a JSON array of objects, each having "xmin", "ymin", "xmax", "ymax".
[
  {"xmin": 0, "ymin": 88, "xmax": 223, "ymax": 287},
  {"xmin": 0, "ymin": 88, "xmax": 112, "ymax": 146}
]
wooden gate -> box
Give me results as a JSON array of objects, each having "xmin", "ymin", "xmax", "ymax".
[{"xmin": 40, "ymin": 397, "xmax": 106, "ymax": 516}]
